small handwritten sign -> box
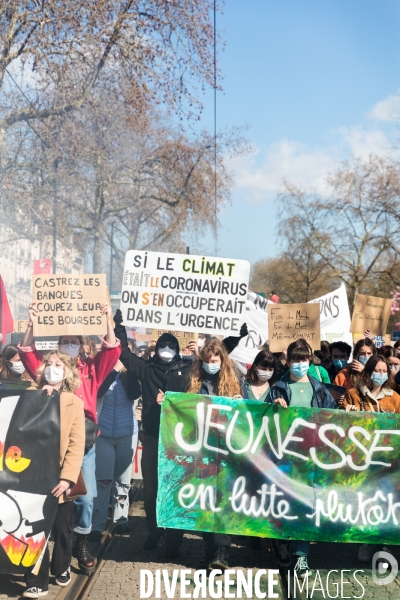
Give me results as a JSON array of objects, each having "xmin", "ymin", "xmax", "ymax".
[
  {"xmin": 268, "ymin": 303, "xmax": 320, "ymax": 352},
  {"xmin": 32, "ymin": 274, "xmax": 107, "ymax": 336},
  {"xmin": 152, "ymin": 329, "xmax": 198, "ymax": 349},
  {"xmin": 350, "ymin": 294, "xmax": 392, "ymax": 336}
]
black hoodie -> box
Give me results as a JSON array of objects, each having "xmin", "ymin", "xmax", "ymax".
[
  {"xmin": 114, "ymin": 312, "xmax": 246, "ymax": 437},
  {"xmin": 114, "ymin": 322, "xmax": 193, "ymax": 436}
]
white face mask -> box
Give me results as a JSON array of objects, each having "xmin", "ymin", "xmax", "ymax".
[
  {"xmin": 8, "ymin": 361, "xmax": 25, "ymax": 375},
  {"xmin": 60, "ymin": 343, "xmax": 80, "ymax": 360},
  {"xmin": 197, "ymin": 338, "xmax": 205, "ymax": 348},
  {"xmin": 158, "ymin": 346, "xmax": 176, "ymax": 362},
  {"xmin": 256, "ymin": 368, "xmax": 274, "ymax": 381},
  {"xmin": 44, "ymin": 365, "xmax": 65, "ymax": 385}
]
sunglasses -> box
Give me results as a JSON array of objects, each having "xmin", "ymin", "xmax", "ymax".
[{"xmin": 158, "ymin": 342, "xmax": 177, "ymax": 349}]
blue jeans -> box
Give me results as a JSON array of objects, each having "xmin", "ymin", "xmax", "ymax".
[
  {"xmin": 294, "ymin": 540, "xmax": 310, "ymax": 556},
  {"xmin": 92, "ymin": 433, "xmax": 138, "ymax": 533},
  {"xmin": 74, "ymin": 445, "xmax": 97, "ymax": 534}
]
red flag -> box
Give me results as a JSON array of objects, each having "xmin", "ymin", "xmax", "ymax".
[
  {"xmin": 33, "ymin": 259, "xmax": 52, "ymax": 274},
  {"xmin": 0, "ymin": 276, "xmax": 14, "ymax": 343}
]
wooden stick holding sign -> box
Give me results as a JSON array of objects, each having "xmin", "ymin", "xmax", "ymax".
[
  {"xmin": 350, "ymin": 294, "xmax": 392, "ymax": 337},
  {"xmin": 32, "ymin": 274, "xmax": 107, "ymax": 336},
  {"xmin": 268, "ymin": 302, "xmax": 321, "ymax": 353}
]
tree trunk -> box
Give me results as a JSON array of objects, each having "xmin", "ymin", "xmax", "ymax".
[{"xmin": 92, "ymin": 233, "xmax": 103, "ymax": 273}]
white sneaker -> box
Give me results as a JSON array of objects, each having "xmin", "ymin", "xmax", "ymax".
[
  {"xmin": 22, "ymin": 588, "xmax": 48, "ymax": 598},
  {"xmin": 55, "ymin": 566, "xmax": 71, "ymax": 587},
  {"xmin": 358, "ymin": 544, "xmax": 372, "ymax": 562}
]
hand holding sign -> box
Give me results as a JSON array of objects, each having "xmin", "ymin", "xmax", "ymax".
[{"xmin": 32, "ymin": 274, "xmax": 107, "ymax": 336}]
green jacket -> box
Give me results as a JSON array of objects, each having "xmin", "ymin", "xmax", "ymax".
[{"xmin": 308, "ymin": 363, "xmax": 330, "ymax": 383}]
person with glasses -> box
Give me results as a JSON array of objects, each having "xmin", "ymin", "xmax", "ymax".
[
  {"xmin": 113, "ymin": 309, "xmax": 247, "ymax": 556},
  {"xmin": 18, "ymin": 301, "xmax": 121, "ymax": 575}
]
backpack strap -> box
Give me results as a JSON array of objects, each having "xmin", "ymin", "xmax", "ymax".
[{"xmin": 315, "ymin": 366, "xmax": 322, "ymax": 382}]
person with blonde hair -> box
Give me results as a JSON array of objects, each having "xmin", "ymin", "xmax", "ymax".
[
  {"xmin": 159, "ymin": 338, "xmax": 244, "ymax": 571},
  {"xmin": 186, "ymin": 338, "xmax": 244, "ymax": 398},
  {"xmin": 23, "ymin": 351, "xmax": 85, "ymax": 598},
  {"xmin": 19, "ymin": 302, "xmax": 120, "ymax": 574},
  {"xmin": 114, "ymin": 309, "xmax": 247, "ymax": 557}
]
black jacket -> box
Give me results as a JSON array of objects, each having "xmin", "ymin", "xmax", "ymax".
[{"xmin": 114, "ymin": 314, "xmax": 245, "ymax": 436}]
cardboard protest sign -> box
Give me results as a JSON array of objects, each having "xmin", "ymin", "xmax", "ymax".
[
  {"xmin": 157, "ymin": 393, "xmax": 400, "ymax": 544},
  {"xmin": 0, "ymin": 389, "xmax": 59, "ymax": 573},
  {"xmin": 229, "ymin": 291, "xmax": 270, "ymax": 363},
  {"xmin": 350, "ymin": 294, "xmax": 392, "ymax": 336},
  {"xmin": 32, "ymin": 274, "xmax": 107, "ymax": 336},
  {"xmin": 120, "ymin": 250, "xmax": 250, "ymax": 335},
  {"xmin": 268, "ymin": 302, "xmax": 320, "ymax": 352},
  {"xmin": 152, "ymin": 329, "xmax": 198, "ymax": 349}
]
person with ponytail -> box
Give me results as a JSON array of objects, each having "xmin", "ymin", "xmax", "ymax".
[{"xmin": 23, "ymin": 350, "xmax": 84, "ymax": 598}]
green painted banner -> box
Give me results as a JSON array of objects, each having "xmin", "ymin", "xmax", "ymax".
[{"xmin": 157, "ymin": 393, "xmax": 400, "ymax": 544}]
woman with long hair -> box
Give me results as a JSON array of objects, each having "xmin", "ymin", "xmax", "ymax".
[
  {"xmin": 19, "ymin": 302, "xmax": 120, "ymax": 574},
  {"xmin": 23, "ymin": 350, "xmax": 85, "ymax": 598},
  {"xmin": 342, "ymin": 354, "xmax": 400, "ymax": 564},
  {"xmin": 172, "ymin": 338, "xmax": 243, "ymax": 571},
  {"xmin": 333, "ymin": 337, "xmax": 377, "ymax": 390},
  {"xmin": 186, "ymin": 338, "xmax": 243, "ymax": 397},
  {"xmin": 0, "ymin": 344, "xmax": 30, "ymax": 382},
  {"xmin": 243, "ymin": 349, "xmax": 277, "ymax": 401}
]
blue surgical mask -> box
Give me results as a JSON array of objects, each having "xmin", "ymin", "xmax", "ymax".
[
  {"xmin": 290, "ymin": 362, "xmax": 309, "ymax": 378},
  {"xmin": 333, "ymin": 359, "xmax": 347, "ymax": 370},
  {"xmin": 358, "ymin": 355, "xmax": 369, "ymax": 365},
  {"xmin": 371, "ymin": 373, "xmax": 388, "ymax": 387},
  {"xmin": 202, "ymin": 362, "xmax": 221, "ymax": 375}
]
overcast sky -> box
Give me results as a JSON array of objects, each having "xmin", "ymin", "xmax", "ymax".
[{"xmin": 200, "ymin": 0, "xmax": 400, "ymax": 264}]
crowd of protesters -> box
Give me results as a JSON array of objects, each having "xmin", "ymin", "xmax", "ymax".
[{"xmin": 1, "ymin": 301, "xmax": 400, "ymax": 597}]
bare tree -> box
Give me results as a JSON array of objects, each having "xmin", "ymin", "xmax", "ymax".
[
  {"xmin": 0, "ymin": 0, "xmax": 218, "ymax": 130},
  {"xmin": 253, "ymin": 156, "xmax": 400, "ymax": 305}
]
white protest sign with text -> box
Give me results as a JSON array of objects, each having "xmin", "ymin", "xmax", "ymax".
[
  {"xmin": 308, "ymin": 283, "xmax": 353, "ymax": 345},
  {"xmin": 120, "ymin": 250, "xmax": 250, "ymax": 335},
  {"xmin": 32, "ymin": 275, "xmax": 107, "ymax": 336},
  {"xmin": 229, "ymin": 292, "xmax": 270, "ymax": 363}
]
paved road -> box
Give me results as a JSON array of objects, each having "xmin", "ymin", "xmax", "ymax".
[{"xmin": 1, "ymin": 500, "xmax": 399, "ymax": 599}]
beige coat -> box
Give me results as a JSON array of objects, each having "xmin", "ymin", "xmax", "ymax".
[
  {"xmin": 343, "ymin": 384, "xmax": 400, "ymax": 413},
  {"xmin": 59, "ymin": 391, "xmax": 85, "ymax": 502}
]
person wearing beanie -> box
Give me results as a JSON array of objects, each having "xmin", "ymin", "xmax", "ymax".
[{"xmin": 113, "ymin": 310, "xmax": 247, "ymax": 557}]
